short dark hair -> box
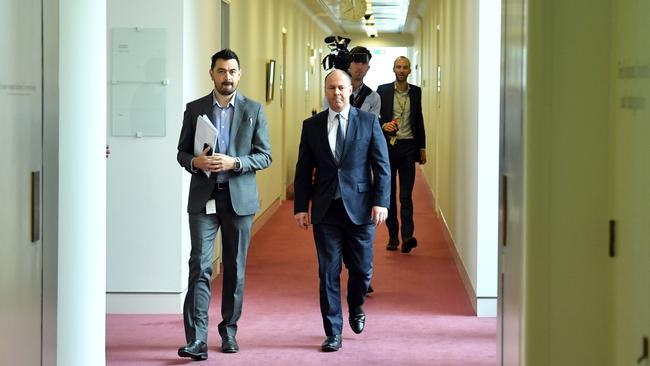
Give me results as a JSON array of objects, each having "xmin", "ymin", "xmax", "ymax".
[
  {"xmin": 211, "ymin": 49, "xmax": 240, "ymax": 69},
  {"xmin": 350, "ymin": 46, "xmax": 372, "ymax": 62}
]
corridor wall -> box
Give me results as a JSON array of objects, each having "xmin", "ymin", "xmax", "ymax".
[
  {"xmin": 523, "ymin": 0, "xmax": 611, "ymax": 364},
  {"xmin": 106, "ymin": 0, "xmax": 329, "ymax": 313},
  {"xmin": 412, "ymin": 0, "xmax": 499, "ymax": 316}
]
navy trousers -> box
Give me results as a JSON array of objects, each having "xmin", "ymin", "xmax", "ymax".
[
  {"xmin": 386, "ymin": 139, "xmax": 417, "ymax": 241},
  {"xmin": 312, "ymin": 199, "xmax": 374, "ymax": 336}
]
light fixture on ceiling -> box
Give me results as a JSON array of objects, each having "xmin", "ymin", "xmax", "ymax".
[
  {"xmin": 363, "ymin": 7, "xmax": 377, "ymax": 38},
  {"xmin": 340, "ymin": 0, "xmax": 367, "ymax": 21}
]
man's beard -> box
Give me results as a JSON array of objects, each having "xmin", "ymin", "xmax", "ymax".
[{"xmin": 217, "ymin": 82, "xmax": 236, "ymax": 95}]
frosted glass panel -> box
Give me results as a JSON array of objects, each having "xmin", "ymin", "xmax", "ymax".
[
  {"xmin": 111, "ymin": 83, "xmax": 165, "ymax": 137},
  {"xmin": 110, "ymin": 28, "xmax": 167, "ymax": 137}
]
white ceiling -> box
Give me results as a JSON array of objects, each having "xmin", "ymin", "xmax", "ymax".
[{"xmin": 300, "ymin": 0, "xmax": 424, "ymax": 36}]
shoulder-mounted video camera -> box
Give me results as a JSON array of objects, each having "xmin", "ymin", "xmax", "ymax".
[{"xmin": 321, "ymin": 36, "xmax": 369, "ymax": 71}]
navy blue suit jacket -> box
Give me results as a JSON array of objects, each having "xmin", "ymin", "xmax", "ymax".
[{"xmin": 294, "ymin": 107, "xmax": 390, "ymax": 225}]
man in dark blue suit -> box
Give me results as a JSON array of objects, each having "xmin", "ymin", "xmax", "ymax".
[
  {"xmin": 376, "ymin": 56, "xmax": 426, "ymax": 254},
  {"xmin": 294, "ymin": 69, "xmax": 390, "ymax": 352}
]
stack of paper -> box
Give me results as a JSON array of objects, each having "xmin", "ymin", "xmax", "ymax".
[{"xmin": 194, "ymin": 114, "xmax": 218, "ymax": 177}]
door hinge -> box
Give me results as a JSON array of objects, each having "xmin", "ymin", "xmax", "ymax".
[{"xmin": 609, "ymin": 220, "xmax": 616, "ymax": 258}]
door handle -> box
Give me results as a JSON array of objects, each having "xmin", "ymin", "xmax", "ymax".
[
  {"xmin": 31, "ymin": 171, "xmax": 40, "ymax": 242},
  {"xmin": 499, "ymin": 174, "xmax": 508, "ymax": 247},
  {"xmin": 639, "ymin": 336, "xmax": 649, "ymax": 364}
]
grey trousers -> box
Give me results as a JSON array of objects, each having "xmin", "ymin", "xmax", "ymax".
[{"xmin": 183, "ymin": 189, "xmax": 253, "ymax": 343}]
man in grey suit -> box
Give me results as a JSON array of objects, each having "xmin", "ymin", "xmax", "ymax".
[
  {"xmin": 294, "ymin": 69, "xmax": 390, "ymax": 352},
  {"xmin": 176, "ymin": 49, "xmax": 271, "ymax": 361}
]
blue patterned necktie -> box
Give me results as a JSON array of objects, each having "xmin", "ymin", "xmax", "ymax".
[{"xmin": 335, "ymin": 114, "xmax": 344, "ymax": 164}]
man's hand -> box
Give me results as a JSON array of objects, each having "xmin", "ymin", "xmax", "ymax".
[
  {"xmin": 382, "ymin": 121, "xmax": 399, "ymax": 134},
  {"xmin": 294, "ymin": 212, "xmax": 311, "ymax": 230},
  {"xmin": 371, "ymin": 206, "xmax": 388, "ymax": 226},
  {"xmin": 210, "ymin": 154, "xmax": 236, "ymax": 172},
  {"xmin": 192, "ymin": 147, "xmax": 237, "ymax": 172},
  {"xmin": 419, "ymin": 149, "xmax": 427, "ymax": 165}
]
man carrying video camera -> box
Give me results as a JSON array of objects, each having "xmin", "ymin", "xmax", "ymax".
[
  {"xmin": 324, "ymin": 46, "xmax": 381, "ymax": 116},
  {"xmin": 346, "ymin": 46, "xmax": 381, "ymax": 115}
]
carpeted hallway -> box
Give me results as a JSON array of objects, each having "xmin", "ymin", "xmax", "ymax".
[{"xmin": 106, "ymin": 170, "xmax": 497, "ymax": 365}]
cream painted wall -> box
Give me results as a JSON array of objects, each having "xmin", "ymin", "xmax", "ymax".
[
  {"xmin": 229, "ymin": 0, "xmax": 329, "ymax": 201},
  {"xmin": 413, "ymin": 0, "xmax": 500, "ymax": 314},
  {"xmin": 106, "ymin": 0, "xmax": 329, "ymax": 313},
  {"xmin": 182, "ymin": 0, "xmax": 221, "ymax": 291},
  {"xmin": 524, "ymin": 0, "xmax": 611, "ymax": 364},
  {"xmin": 106, "ymin": 0, "xmax": 185, "ymax": 307},
  {"xmin": 609, "ymin": 0, "xmax": 650, "ymax": 363}
]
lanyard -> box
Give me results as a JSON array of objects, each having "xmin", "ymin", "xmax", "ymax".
[{"xmin": 395, "ymin": 91, "xmax": 408, "ymax": 122}]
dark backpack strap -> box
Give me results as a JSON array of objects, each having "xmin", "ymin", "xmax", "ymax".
[{"xmin": 351, "ymin": 84, "xmax": 373, "ymax": 109}]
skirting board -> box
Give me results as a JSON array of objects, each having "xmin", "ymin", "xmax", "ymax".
[
  {"xmin": 107, "ymin": 290, "xmax": 186, "ymax": 314},
  {"xmin": 107, "ymin": 198, "xmax": 283, "ymax": 315},
  {"xmin": 436, "ymin": 202, "xmax": 479, "ymax": 316},
  {"xmin": 252, "ymin": 197, "xmax": 282, "ymax": 236},
  {"xmin": 437, "ymin": 205, "xmax": 497, "ymax": 318}
]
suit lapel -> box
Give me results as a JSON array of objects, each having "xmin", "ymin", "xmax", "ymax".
[
  {"xmin": 228, "ymin": 93, "xmax": 245, "ymax": 155},
  {"xmin": 341, "ymin": 108, "xmax": 358, "ymax": 163},
  {"xmin": 317, "ymin": 111, "xmax": 337, "ymax": 165},
  {"xmin": 201, "ymin": 93, "xmax": 214, "ymax": 121},
  {"xmin": 386, "ymin": 84, "xmax": 395, "ymax": 111},
  {"xmin": 408, "ymin": 84, "xmax": 416, "ymax": 112}
]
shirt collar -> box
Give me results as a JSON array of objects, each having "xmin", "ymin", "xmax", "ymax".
[
  {"xmin": 212, "ymin": 90, "xmax": 237, "ymax": 109},
  {"xmin": 328, "ymin": 104, "xmax": 351, "ymax": 122},
  {"xmin": 352, "ymin": 83, "xmax": 365, "ymax": 95},
  {"xmin": 393, "ymin": 82, "xmax": 410, "ymax": 93}
]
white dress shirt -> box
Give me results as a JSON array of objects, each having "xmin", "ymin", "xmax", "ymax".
[{"xmin": 327, "ymin": 105, "xmax": 350, "ymax": 157}]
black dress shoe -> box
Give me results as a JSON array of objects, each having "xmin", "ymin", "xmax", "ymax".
[
  {"xmin": 401, "ymin": 237, "xmax": 418, "ymax": 253},
  {"xmin": 221, "ymin": 336, "xmax": 239, "ymax": 353},
  {"xmin": 178, "ymin": 340, "xmax": 208, "ymax": 361},
  {"xmin": 367, "ymin": 284, "xmax": 374, "ymax": 294},
  {"xmin": 386, "ymin": 237, "xmax": 399, "ymax": 251},
  {"xmin": 321, "ymin": 335, "xmax": 342, "ymax": 352},
  {"xmin": 349, "ymin": 307, "xmax": 366, "ymax": 334}
]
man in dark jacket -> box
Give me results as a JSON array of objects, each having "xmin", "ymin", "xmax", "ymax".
[{"xmin": 376, "ymin": 56, "xmax": 426, "ymax": 254}]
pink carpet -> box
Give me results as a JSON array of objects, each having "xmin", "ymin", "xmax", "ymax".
[{"xmin": 107, "ymin": 170, "xmax": 497, "ymax": 365}]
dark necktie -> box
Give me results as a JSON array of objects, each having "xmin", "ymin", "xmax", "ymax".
[
  {"xmin": 335, "ymin": 114, "xmax": 344, "ymax": 164},
  {"xmin": 334, "ymin": 114, "xmax": 344, "ymax": 199}
]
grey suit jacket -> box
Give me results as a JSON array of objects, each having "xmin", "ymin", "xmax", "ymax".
[{"xmin": 177, "ymin": 92, "xmax": 272, "ymax": 215}]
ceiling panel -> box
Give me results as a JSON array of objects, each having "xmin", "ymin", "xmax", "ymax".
[{"xmin": 304, "ymin": 0, "xmax": 415, "ymax": 36}]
